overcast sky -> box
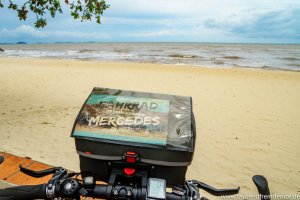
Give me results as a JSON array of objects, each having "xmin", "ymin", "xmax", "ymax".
[{"xmin": 0, "ymin": 0, "xmax": 299, "ymax": 43}]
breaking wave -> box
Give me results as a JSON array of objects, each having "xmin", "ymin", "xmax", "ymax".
[
  {"xmin": 0, "ymin": 43, "xmax": 299, "ymax": 71},
  {"xmin": 223, "ymin": 56, "xmax": 243, "ymax": 60},
  {"xmin": 169, "ymin": 54, "xmax": 198, "ymax": 59}
]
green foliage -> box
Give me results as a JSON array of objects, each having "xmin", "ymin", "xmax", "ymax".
[{"xmin": 0, "ymin": 0, "xmax": 109, "ymax": 28}]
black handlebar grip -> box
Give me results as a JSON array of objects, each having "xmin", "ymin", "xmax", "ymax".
[
  {"xmin": 0, "ymin": 184, "xmax": 47, "ymax": 200},
  {"xmin": 92, "ymin": 185, "xmax": 108, "ymax": 199},
  {"xmin": 92, "ymin": 185, "xmax": 187, "ymax": 200},
  {"xmin": 166, "ymin": 193, "xmax": 187, "ymax": 200}
]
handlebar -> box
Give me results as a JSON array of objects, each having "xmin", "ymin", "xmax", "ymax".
[
  {"xmin": 0, "ymin": 184, "xmax": 47, "ymax": 200},
  {"xmin": 0, "ymin": 165, "xmax": 240, "ymax": 200},
  {"xmin": 0, "ymin": 183, "xmax": 186, "ymax": 200},
  {"xmin": 0, "ymin": 181, "xmax": 239, "ymax": 200}
]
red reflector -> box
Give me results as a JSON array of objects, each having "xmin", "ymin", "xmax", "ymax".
[
  {"xmin": 127, "ymin": 152, "xmax": 136, "ymax": 155},
  {"xmin": 126, "ymin": 156, "xmax": 136, "ymax": 163},
  {"xmin": 84, "ymin": 152, "xmax": 92, "ymax": 155},
  {"xmin": 124, "ymin": 168, "xmax": 135, "ymax": 176}
]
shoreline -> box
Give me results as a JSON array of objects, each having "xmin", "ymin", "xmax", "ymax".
[
  {"xmin": 0, "ymin": 57, "xmax": 300, "ymax": 198},
  {"xmin": 1, "ymin": 56, "xmax": 300, "ymax": 73}
]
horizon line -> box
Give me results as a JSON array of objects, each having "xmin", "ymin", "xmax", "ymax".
[{"xmin": 1, "ymin": 41, "xmax": 300, "ymax": 45}]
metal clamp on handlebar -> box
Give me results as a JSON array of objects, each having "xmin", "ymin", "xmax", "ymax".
[
  {"xmin": 46, "ymin": 184, "xmax": 56, "ymax": 199},
  {"xmin": 185, "ymin": 180, "xmax": 200, "ymax": 200}
]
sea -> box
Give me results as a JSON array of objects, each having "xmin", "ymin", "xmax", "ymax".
[{"xmin": 0, "ymin": 43, "xmax": 299, "ymax": 71}]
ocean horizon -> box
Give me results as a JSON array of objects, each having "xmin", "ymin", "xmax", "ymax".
[
  {"xmin": 1, "ymin": 41, "xmax": 300, "ymax": 45},
  {"xmin": 1, "ymin": 42, "xmax": 299, "ymax": 71}
]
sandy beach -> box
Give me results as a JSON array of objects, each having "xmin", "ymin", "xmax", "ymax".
[{"xmin": 0, "ymin": 57, "xmax": 299, "ymax": 198}]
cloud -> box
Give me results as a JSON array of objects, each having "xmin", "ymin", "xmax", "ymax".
[
  {"xmin": 0, "ymin": 25, "xmax": 110, "ymax": 42},
  {"xmin": 203, "ymin": 8, "xmax": 300, "ymax": 40},
  {"xmin": 0, "ymin": 0, "xmax": 299, "ymax": 43},
  {"xmin": 107, "ymin": 0, "xmax": 299, "ymax": 19}
]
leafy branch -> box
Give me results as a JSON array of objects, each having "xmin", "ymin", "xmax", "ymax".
[{"xmin": 0, "ymin": 0, "xmax": 109, "ymax": 28}]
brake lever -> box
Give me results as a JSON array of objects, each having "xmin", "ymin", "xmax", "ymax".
[
  {"xmin": 19, "ymin": 165, "xmax": 63, "ymax": 178},
  {"xmin": 191, "ymin": 180, "xmax": 240, "ymax": 196}
]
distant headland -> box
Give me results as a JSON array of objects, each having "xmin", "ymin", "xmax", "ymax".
[{"xmin": 0, "ymin": 42, "xmax": 27, "ymax": 45}]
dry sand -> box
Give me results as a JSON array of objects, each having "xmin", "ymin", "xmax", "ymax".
[{"xmin": 0, "ymin": 57, "xmax": 299, "ymax": 198}]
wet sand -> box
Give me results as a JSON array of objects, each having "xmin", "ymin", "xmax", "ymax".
[{"xmin": 0, "ymin": 57, "xmax": 299, "ymax": 198}]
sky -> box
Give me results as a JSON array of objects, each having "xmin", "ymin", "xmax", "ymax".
[{"xmin": 0, "ymin": 0, "xmax": 299, "ymax": 44}]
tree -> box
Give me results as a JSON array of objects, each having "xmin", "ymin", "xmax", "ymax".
[{"xmin": 0, "ymin": 0, "xmax": 109, "ymax": 28}]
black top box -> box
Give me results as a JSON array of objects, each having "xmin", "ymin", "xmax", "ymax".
[{"xmin": 71, "ymin": 87, "xmax": 196, "ymax": 186}]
